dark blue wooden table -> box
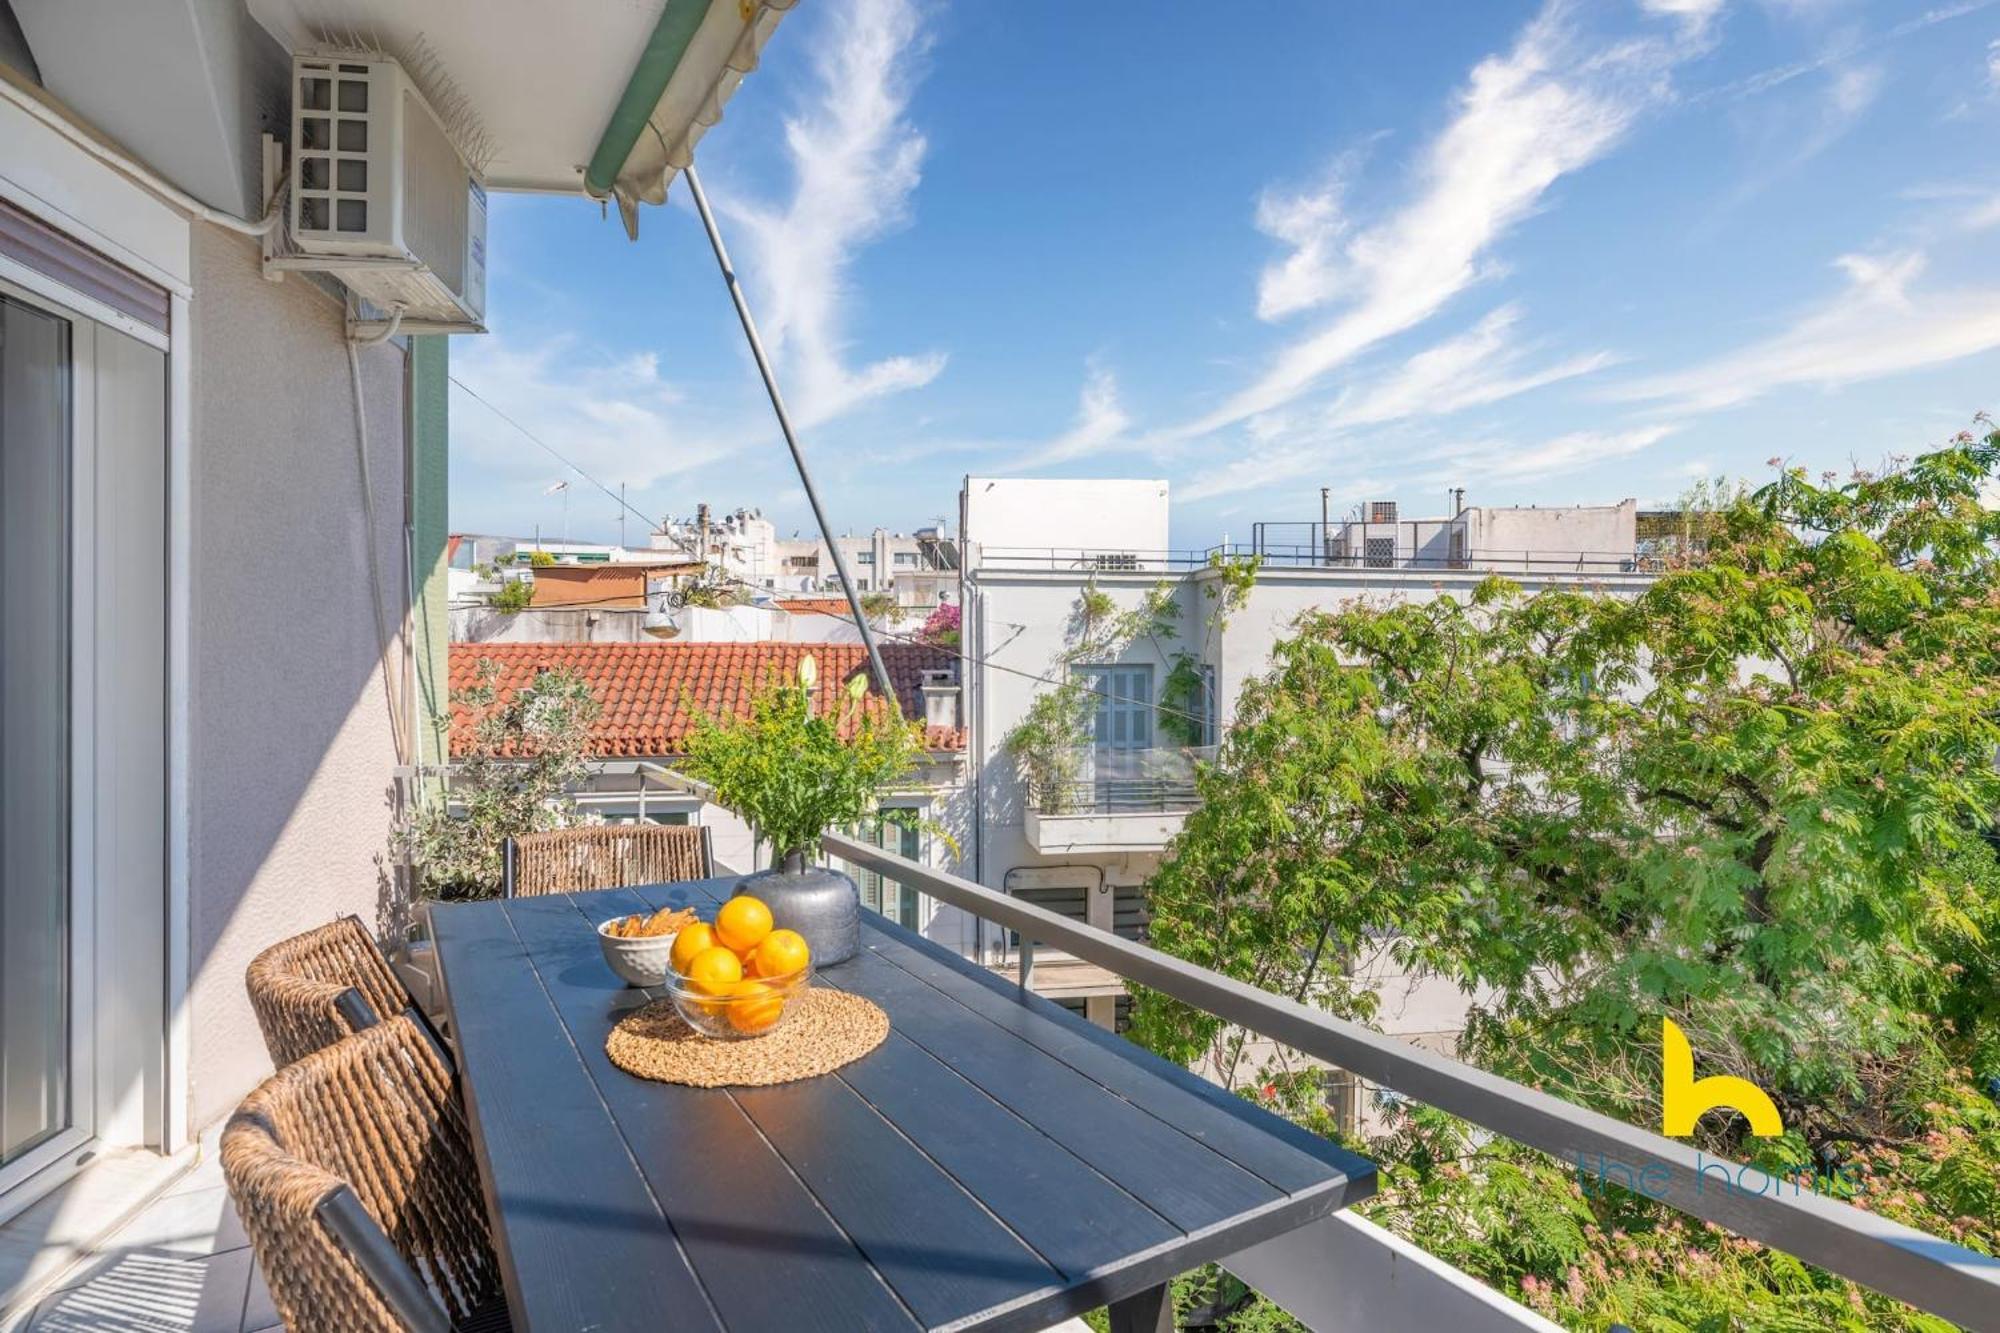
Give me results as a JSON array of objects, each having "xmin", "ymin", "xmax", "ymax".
[{"xmin": 431, "ymin": 877, "xmax": 1375, "ymax": 1332}]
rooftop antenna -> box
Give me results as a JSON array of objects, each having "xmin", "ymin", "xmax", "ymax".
[
  {"xmin": 682, "ymin": 164, "xmax": 894, "ymax": 702},
  {"xmin": 544, "ymin": 479, "xmax": 570, "ymax": 557}
]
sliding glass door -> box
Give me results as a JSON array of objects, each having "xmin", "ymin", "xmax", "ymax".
[{"xmin": 0, "ymin": 293, "xmax": 73, "ymax": 1172}]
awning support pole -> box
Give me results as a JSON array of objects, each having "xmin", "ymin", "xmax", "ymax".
[{"xmin": 682, "ymin": 164, "xmax": 897, "ymax": 706}]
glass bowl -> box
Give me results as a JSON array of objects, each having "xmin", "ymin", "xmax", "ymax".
[{"xmin": 661, "ymin": 964, "xmax": 813, "ymax": 1040}]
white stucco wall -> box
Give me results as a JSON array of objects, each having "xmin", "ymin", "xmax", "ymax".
[
  {"xmin": 964, "ymin": 557, "xmax": 1658, "ymax": 1029},
  {"xmin": 961, "ymin": 570, "xmax": 1196, "ymax": 966},
  {"xmin": 962, "ymin": 477, "xmax": 1170, "ymax": 560},
  {"xmin": 1462, "ymin": 500, "xmax": 1636, "ymax": 565},
  {"xmin": 1211, "ymin": 566, "xmax": 1655, "ymax": 732},
  {"xmin": 449, "ymin": 603, "xmax": 877, "ymax": 646},
  {"xmin": 184, "ymin": 226, "xmax": 410, "ymax": 1131}
]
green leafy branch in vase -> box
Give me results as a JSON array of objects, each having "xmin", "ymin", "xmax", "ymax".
[{"xmin": 682, "ymin": 655, "xmax": 951, "ymax": 869}]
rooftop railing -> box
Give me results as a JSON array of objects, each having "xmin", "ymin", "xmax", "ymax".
[
  {"xmin": 822, "ymin": 828, "xmax": 2000, "ymax": 1331},
  {"xmin": 1250, "ymin": 520, "xmax": 1647, "ymax": 574},
  {"xmin": 971, "ymin": 542, "xmax": 1656, "ymax": 576},
  {"xmin": 1027, "ymin": 744, "xmax": 1215, "ymax": 815}
]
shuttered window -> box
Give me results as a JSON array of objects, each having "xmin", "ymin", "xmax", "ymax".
[
  {"xmin": 1073, "ymin": 664, "xmax": 1153, "ymax": 749},
  {"xmin": 839, "ymin": 814, "xmax": 923, "ymax": 929}
]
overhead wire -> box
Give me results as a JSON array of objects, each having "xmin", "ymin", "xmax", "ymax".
[
  {"xmin": 447, "ymin": 375, "xmax": 1218, "ymax": 733},
  {"xmin": 451, "ymin": 573, "xmax": 1218, "ymax": 734}
]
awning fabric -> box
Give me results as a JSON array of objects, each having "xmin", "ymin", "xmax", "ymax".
[
  {"xmin": 589, "ymin": 0, "xmax": 796, "ymax": 238},
  {"xmin": 245, "ymin": 0, "xmax": 796, "ymax": 236}
]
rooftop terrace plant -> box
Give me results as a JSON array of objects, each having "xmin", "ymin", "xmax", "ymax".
[
  {"xmin": 398, "ymin": 661, "xmax": 600, "ymax": 900},
  {"xmin": 681, "ymin": 656, "xmax": 923, "ymax": 867}
]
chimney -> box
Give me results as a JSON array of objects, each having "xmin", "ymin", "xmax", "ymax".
[
  {"xmin": 1449, "ymin": 487, "xmax": 1467, "ymax": 516},
  {"xmin": 919, "ymin": 668, "xmax": 960, "ymax": 732}
]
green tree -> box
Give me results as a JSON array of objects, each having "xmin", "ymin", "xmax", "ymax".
[
  {"xmin": 858, "ymin": 589, "xmax": 900, "ymax": 624},
  {"xmin": 491, "ymin": 577, "xmax": 533, "ymax": 614},
  {"xmin": 397, "ymin": 661, "xmax": 601, "ymax": 900},
  {"xmin": 1133, "ymin": 428, "xmax": 2000, "ymax": 1327}
]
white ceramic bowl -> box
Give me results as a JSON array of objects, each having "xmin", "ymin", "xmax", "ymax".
[{"xmin": 596, "ymin": 919, "xmax": 679, "ymax": 988}]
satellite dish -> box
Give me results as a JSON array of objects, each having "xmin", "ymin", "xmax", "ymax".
[{"xmin": 644, "ymin": 576, "xmax": 684, "ymax": 639}]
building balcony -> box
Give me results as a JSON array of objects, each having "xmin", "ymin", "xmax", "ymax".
[{"xmin": 1024, "ymin": 746, "xmax": 1212, "ymax": 854}]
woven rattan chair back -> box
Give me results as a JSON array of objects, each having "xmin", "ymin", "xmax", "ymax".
[
  {"xmin": 222, "ymin": 1016, "xmax": 506, "ymax": 1333},
  {"xmin": 245, "ymin": 915, "xmax": 415, "ymax": 1069},
  {"xmin": 505, "ymin": 823, "xmax": 713, "ymax": 897}
]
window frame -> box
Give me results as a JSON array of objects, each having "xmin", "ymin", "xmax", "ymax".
[{"xmin": 1072, "ymin": 662, "xmax": 1155, "ymax": 750}]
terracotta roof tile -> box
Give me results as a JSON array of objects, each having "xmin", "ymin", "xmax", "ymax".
[
  {"xmin": 773, "ymin": 596, "xmax": 856, "ymax": 615},
  {"xmin": 448, "ymin": 641, "xmax": 963, "ymax": 759}
]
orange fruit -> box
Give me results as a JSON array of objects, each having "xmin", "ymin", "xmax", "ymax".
[
  {"xmin": 727, "ymin": 979, "xmax": 785, "ymax": 1035},
  {"xmin": 669, "ymin": 922, "xmax": 717, "ymax": 975},
  {"xmin": 751, "ymin": 929, "xmax": 810, "ymax": 980},
  {"xmin": 683, "ymin": 946, "xmax": 743, "ymax": 997},
  {"xmin": 715, "ymin": 896, "xmax": 774, "ymax": 954}
]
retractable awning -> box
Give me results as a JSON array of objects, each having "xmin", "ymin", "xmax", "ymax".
[
  {"xmin": 246, "ymin": 0, "xmax": 896, "ymax": 693},
  {"xmin": 245, "ymin": 0, "xmax": 794, "ymax": 235}
]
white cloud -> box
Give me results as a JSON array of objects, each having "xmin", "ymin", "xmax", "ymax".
[
  {"xmin": 1180, "ymin": 443, "xmax": 1347, "ymax": 504},
  {"xmin": 1640, "ymin": 0, "xmax": 1727, "ymax": 38},
  {"xmin": 1791, "ymin": 61, "xmax": 1883, "ymax": 164},
  {"xmin": 1329, "ymin": 305, "xmax": 1615, "ymax": 428},
  {"xmin": 1177, "ymin": 2, "xmax": 1705, "ymax": 439},
  {"xmin": 724, "ymin": 0, "xmax": 945, "ymax": 427},
  {"xmin": 1176, "ymin": 306, "xmax": 1615, "ymax": 502},
  {"xmin": 1254, "ymin": 149, "xmax": 1367, "ymax": 321},
  {"xmin": 1447, "ymin": 424, "xmax": 1678, "ymax": 482},
  {"xmin": 1827, "ymin": 62, "xmax": 1882, "ymax": 118},
  {"xmin": 451, "ymin": 336, "xmax": 713, "ymax": 486},
  {"xmin": 1611, "ymin": 250, "xmax": 2000, "ymax": 412},
  {"xmin": 1179, "ymin": 418, "xmax": 1674, "ymax": 506},
  {"xmin": 1018, "ymin": 364, "xmax": 1132, "ymax": 466},
  {"xmin": 1701, "ymin": 3, "xmax": 1985, "ymax": 104},
  {"xmin": 1988, "ymin": 37, "xmax": 2000, "ymax": 90}
]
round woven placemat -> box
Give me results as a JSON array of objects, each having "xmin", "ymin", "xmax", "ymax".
[{"xmin": 605, "ymin": 987, "xmax": 889, "ymax": 1088}]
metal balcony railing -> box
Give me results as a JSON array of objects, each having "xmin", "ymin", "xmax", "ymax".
[
  {"xmin": 821, "ymin": 828, "xmax": 2000, "ymax": 1332},
  {"xmin": 1248, "ymin": 521, "xmax": 1646, "ymax": 574},
  {"xmin": 1027, "ymin": 745, "xmax": 1215, "ymax": 815},
  {"xmin": 970, "ymin": 541, "xmax": 1658, "ymax": 576}
]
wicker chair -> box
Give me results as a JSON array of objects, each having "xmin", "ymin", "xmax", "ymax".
[
  {"xmin": 222, "ymin": 1016, "xmax": 507, "ymax": 1333},
  {"xmin": 502, "ymin": 823, "xmax": 713, "ymax": 897},
  {"xmin": 245, "ymin": 916, "xmax": 422, "ymax": 1069}
]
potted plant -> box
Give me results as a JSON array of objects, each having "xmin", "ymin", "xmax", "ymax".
[
  {"xmin": 397, "ymin": 661, "xmax": 601, "ymax": 901},
  {"xmin": 681, "ymin": 655, "xmax": 924, "ymax": 965}
]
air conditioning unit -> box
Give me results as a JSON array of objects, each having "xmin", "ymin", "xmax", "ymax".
[
  {"xmin": 1367, "ymin": 500, "xmax": 1399, "ymax": 523},
  {"xmin": 285, "ymin": 55, "xmax": 487, "ymax": 332}
]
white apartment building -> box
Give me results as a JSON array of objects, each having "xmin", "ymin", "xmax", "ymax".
[
  {"xmin": 955, "ymin": 476, "xmax": 1654, "ymax": 1033},
  {"xmin": 653, "ymin": 504, "xmax": 959, "ymax": 607}
]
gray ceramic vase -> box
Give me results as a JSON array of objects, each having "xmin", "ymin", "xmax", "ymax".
[{"xmin": 735, "ymin": 851, "xmax": 860, "ymax": 967}]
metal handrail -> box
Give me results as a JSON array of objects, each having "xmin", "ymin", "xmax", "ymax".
[
  {"xmin": 1028, "ymin": 776, "xmax": 1200, "ymax": 814},
  {"xmin": 1027, "ymin": 744, "xmax": 1214, "ymax": 815},
  {"xmin": 971, "ymin": 544, "xmax": 1655, "ymax": 575},
  {"xmin": 821, "ymin": 828, "xmax": 2000, "ymax": 1330}
]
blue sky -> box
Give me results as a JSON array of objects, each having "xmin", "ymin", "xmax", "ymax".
[{"xmin": 450, "ymin": 0, "xmax": 2000, "ymax": 549}]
